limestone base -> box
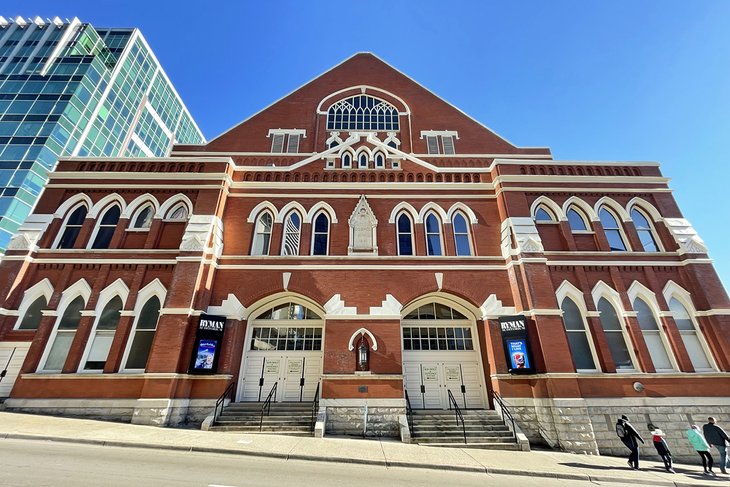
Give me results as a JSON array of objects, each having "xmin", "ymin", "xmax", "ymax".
[
  {"xmin": 4, "ymin": 398, "xmax": 216, "ymax": 427},
  {"xmin": 322, "ymin": 399, "xmax": 404, "ymax": 437},
  {"xmin": 505, "ymin": 396, "xmax": 730, "ymax": 462}
]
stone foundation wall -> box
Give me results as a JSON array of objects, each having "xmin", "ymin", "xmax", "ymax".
[
  {"xmin": 505, "ymin": 396, "xmax": 730, "ymax": 462},
  {"xmin": 4, "ymin": 398, "xmax": 216, "ymax": 427},
  {"xmin": 324, "ymin": 405, "xmax": 403, "ymax": 437}
]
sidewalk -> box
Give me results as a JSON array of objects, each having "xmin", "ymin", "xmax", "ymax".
[{"xmin": 0, "ymin": 411, "xmax": 723, "ymax": 487}]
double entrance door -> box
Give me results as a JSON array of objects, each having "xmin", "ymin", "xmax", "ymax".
[
  {"xmin": 239, "ymin": 352, "xmax": 321, "ymax": 402},
  {"xmin": 403, "ymin": 358, "xmax": 485, "ymax": 409}
]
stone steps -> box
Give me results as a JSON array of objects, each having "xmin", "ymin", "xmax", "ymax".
[
  {"xmin": 409, "ymin": 409, "xmax": 518, "ymax": 450},
  {"xmin": 210, "ymin": 401, "xmax": 315, "ymax": 435}
]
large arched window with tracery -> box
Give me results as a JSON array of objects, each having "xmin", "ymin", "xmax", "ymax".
[{"xmin": 327, "ymin": 95, "xmax": 400, "ymax": 131}]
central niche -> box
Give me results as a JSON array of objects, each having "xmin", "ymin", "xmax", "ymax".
[{"xmin": 348, "ymin": 195, "xmax": 378, "ymax": 255}]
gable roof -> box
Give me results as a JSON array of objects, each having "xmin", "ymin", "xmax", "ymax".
[{"xmin": 176, "ymin": 52, "xmax": 550, "ymax": 156}]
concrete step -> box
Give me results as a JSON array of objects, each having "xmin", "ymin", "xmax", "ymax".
[
  {"xmin": 413, "ymin": 430, "xmax": 514, "ymax": 438},
  {"xmin": 418, "ymin": 442, "xmax": 521, "ymax": 450},
  {"xmin": 209, "ymin": 426, "xmax": 314, "ymax": 435},
  {"xmin": 414, "ymin": 436, "xmax": 516, "ymax": 444}
]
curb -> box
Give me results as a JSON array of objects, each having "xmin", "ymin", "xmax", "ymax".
[{"xmin": 0, "ymin": 432, "xmax": 718, "ymax": 487}]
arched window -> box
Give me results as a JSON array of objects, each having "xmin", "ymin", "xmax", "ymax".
[
  {"xmin": 123, "ymin": 296, "xmax": 161, "ymax": 370},
  {"xmin": 534, "ymin": 206, "xmax": 555, "ymax": 222},
  {"xmin": 281, "ymin": 212, "xmax": 302, "ymax": 256},
  {"xmin": 90, "ymin": 205, "xmax": 121, "ymax": 249},
  {"xmin": 82, "ymin": 296, "xmax": 123, "ymax": 371},
  {"xmin": 41, "ymin": 296, "xmax": 85, "ymax": 371},
  {"xmin": 166, "ymin": 203, "xmax": 189, "ymax": 221},
  {"xmin": 358, "ymin": 152, "xmax": 368, "ymax": 169},
  {"xmin": 396, "ymin": 213, "xmax": 414, "ymax": 256},
  {"xmin": 452, "ymin": 212, "xmax": 472, "ymax": 256},
  {"xmin": 311, "ymin": 212, "xmax": 329, "ymax": 256},
  {"xmin": 251, "ymin": 211, "xmax": 273, "ymax": 256},
  {"xmin": 402, "ymin": 303, "xmax": 472, "ymax": 350},
  {"xmin": 17, "ymin": 296, "xmax": 46, "ymax": 330},
  {"xmin": 567, "ymin": 208, "xmax": 588, "ymax": 231},
  {"xmin": 131, "ymin": 204, "xmax": 153, "ymax": 229},
  {"xmin": 251, "ymin": 302, "xmax": 323, "ymax": 351},
  {"xmin": 327, "ymin": 95, "xmax": 400, "ymax": 131},
  {"xmin": 424, "ymin": 213, "xmax": 443, "ymax": 256},
  {"xmin": 560, "ymin": 298, "xmax": 597, "ymax": 371},
  {"xmin": 668, "ymin": 297, "xmax": 714, "ymax": 371},
  {"xmin": 375, "ymin": 153, "xmax": 385, "ymax": 168},
  {"xmin": 599, "ymin": 207, "xmax": 627, "ymax": 251},
  {"xmin": 56, "ymin": 204, "xmax": 87, "ymax": 249},
  {"xmin": 597, "ymin": 297, "xmax": 634, "ymax": 370},
  {"xmin": 342, "ymin": 153, "xmax": 352, "ymax": 168},
  {"xmin": 630, "ymin": 208, "xmax": 659, "ymax": 252},
  {"xmin": 633, "ymin": 297, "xmax": 674, "ymax": 371}
]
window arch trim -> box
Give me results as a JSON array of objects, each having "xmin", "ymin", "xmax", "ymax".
[
  {"xmin": 590, "ymin": 280, "xmax": 639, "ymax": 371},
  {"xmin": 424, "ymin": 211, "xmax": 444, "ymax": 256},
  {"xmin": 159, "ymin": 194, "xmax": 193, "ymax": 220},
  {"xmin": 396, "ymin": 211, "xmax": 415, "ymax": 256},
  {"xmin": 87, "ymin": 203, "xmax": 122, "ymax": 250},
  {"xmin": 119, "ymin": 278, "xmax": 166, "ymax": 372},
  {"xmin": 13, "ymin": 278, "xmax": 54, "ymax": 330},
  {"xmin": 598, "ymin": 206, "xmax": 631, "ymax": 251},
  {"xmin": 52, "ymin": 202, "xmax": 89, "ymax": 249},
  {"xmin": 530, "ymin": 196, "xmax": 564, "ymax": 221},
  {"xmin": 310, "ymin": 211, "xmax": 330, "ymax": 256}
]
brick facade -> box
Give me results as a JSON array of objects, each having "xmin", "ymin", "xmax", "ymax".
[{"xmin": 0, "ymin": 53, "xmax": 727, "ymax": 456}]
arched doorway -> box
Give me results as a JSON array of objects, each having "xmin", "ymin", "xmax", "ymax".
[
  {"xmin": 237, "ymin": 300, "xmax": 324, "ymax": 402},
  {"xmin": 401, "ymin": 299, "xmax": 487, "ymax": 409}
]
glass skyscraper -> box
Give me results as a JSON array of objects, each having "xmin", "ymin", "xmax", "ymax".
[{"xmin": 0, "ymin": 16, "xmax": 205, "ymax": 249}]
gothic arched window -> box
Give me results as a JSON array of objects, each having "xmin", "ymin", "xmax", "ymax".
[{"xmin": 327, "ymin": 95, "xmax": 400, "ymax": 131}]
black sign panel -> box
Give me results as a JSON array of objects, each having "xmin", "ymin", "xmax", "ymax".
[
  {"xmin": 498, "ymin": 315, "xmax": 535, "ymax": 374},
  {"xmin": 188, "ymin": 314, "xmax": 227, "ymax": 374}
]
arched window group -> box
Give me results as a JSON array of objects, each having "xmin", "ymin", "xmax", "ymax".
[
  {"xmin": 326, "ymin": 95, "xmax": 400, "ymax": 131},
  {"xmin": 556, "ymin": 280, "xmax": 716, "ymax": 374},
  {"xmin": 53, "ymin": 193, "xmax": 193, "ymax": 250},
  {"xmin": 532, "ymin": 196, "xmax": 663, "ymax": 253},
  {"xmin": 30, "ymin": 279, "xmax": 165, "ymax": 373},
  {"xmin": 249, "ymin": 202, "xmax": 475, "ymax": 257}
]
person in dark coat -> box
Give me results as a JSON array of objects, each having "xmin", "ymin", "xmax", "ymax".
[
  {"xmin": 649, "ymin": 425, "xmax": 675, "ymax": 473},
  {"xmin": 703, "ymin": 417, "xmax": 730, "ymax": 474},
  {"xmin": 616, "ymin": 415, "xmax": 644, "ymax": 469}
]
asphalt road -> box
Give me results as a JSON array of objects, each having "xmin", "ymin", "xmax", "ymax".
[{"xmin": 0, "ymin": 438, "xmax": 626, "ymax": 487}]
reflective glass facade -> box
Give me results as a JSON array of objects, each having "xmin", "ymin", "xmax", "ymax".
[{"xmin": 0, "ymin": 17, "xmax": 204, "ymax": 249}]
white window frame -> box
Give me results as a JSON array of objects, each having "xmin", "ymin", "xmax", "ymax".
[
  {"xmin": 119, "ymin": 279, "xmax": 166, "ymax": 373},
  {"xmin": 37, "ymin": 279, "xmax": 92, "ymax": 372},
  {"xmin": 310, "ymin": 211, "xmax": 330, "ymax": 256},
  {"xmin": 267, "ymin": 129, "xmax": 306, "ymax": 154},
  {"xmin": 358, "ymin": 152, "xmax": 368, "ymax": 169},
  {"xmin": 342, "ymin": 152, "xmax": 352, "ymax": 169},
  {"xmin": 631, "ymin": 294, "xmax": 677, "ymax": 372},
  {"xmin": 534, "ymin": 205, "xmax": 557, "ymax": 223},
  {"xmin": 129, "ymin": 203, "xmax": 154, "ymax": 231},
  {"xmin": 566, "ymin": 207, "xmax": 590, "ymax": 232},
  {"xmin": 555, "ymin": 281, "xmax": 600, "ymax": 373},
  {"xmin": 396, "ymin": 212, "xmax": 415, "ymax": 256},
  {"xmin": 13, "ymin": 278, "xmax": 54, "ymax": 330},
  {"xmin": 424, "ymin": 211, "xmax": 444, "ymax": 256},
  {"xmin": 281, "ymin": 211, "xmax": 302, "ymax": 256},
  {"xmin": 87, "ymin": 204, "xmax": 122, "ymax": 250},
  {"xmin": 420, "ymin": 130, "xmax": 459, "ymax": 155},
  {"xmin": 630, "ymin": 207, "xmax": 663, "ymax": 252},
  {"xmin": 451, "ymin": 211, "xmax": 473, "ymax": 256},
  {"xmin": 592, "ymin": 281, "xmax": 639, "ymax": 372},
  {"xmin": 664, "ymin": 289, "xmax": 717, "ymax": 372},
  {"xmin": 52, "ymin": 203, "xmax": 88, "ymax": 249},
  {"xmin": 78, "ymin": 280, "xmax": 129, "ymax": 373},
  {"xmin": 598, "ymin": 207, "xmax": 631, "ymax": 252},
  {"xmin": 251, "ymin": 210, "xmax": 274, "ymax": 256},
  {"xmin": 374, "ymin": 152, "xmax": 385, "ymax": 169}
]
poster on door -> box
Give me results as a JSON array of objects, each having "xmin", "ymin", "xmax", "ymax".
[
  {"xmin": 288, "ymin": 360, "xmax": 302, "ymax": 375},
  {"xmin": 444, "ymin": 366, "xmax": 461, "ymax": 381},
  {"xmin": 422, "ymin": 365, "xmax": 438, "ymax": 381},
  {"xmin": 265, "ymin": 359, "xmax": 280, "ymax": 375}
]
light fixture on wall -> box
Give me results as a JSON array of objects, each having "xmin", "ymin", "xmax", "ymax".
[{"xmin": 357, "ymin": 338, "xmax": 369, "ymax": 372}]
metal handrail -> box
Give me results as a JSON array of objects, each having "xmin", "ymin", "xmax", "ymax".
[
  {"xmin": 491, "ymin": 390, "xmax": 517, "ymax": 444},
  {"xmin": 404, "ymin": 389, "xmax": 413, "ymax": 434},
  {"xmin": 259, "ymin": 382, "xmax": 278, "ymax": 431},
  {"xmin": 310, "ymin": 382, "xmax": 320, "ymax": 432},
  {"xmin": 447, "ymin": 389, "xmax": 467, "ymax": 444},
  {"xmin": 213, "ymin": 381, "xmax": 235, "ymax": 425}
]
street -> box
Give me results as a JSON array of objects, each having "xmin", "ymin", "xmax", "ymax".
[{"xmin": 0, "ymin": 438, "xmax": 625, "ymax": 487}]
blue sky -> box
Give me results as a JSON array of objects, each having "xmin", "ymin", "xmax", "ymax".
[{"xmin": 10, "ymin": 1, "xmax": 730, "ymax": 288}]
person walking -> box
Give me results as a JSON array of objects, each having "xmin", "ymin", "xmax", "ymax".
[
  {"xmin": 687, "ymin": 424, "xmax": 715, "ymax": 476},
  {"xmin": 616, "ymin": 415, "xmax": 644, "ymax": 470},
  {"xmin": 703, "ymin": 417, "xmax": 730, "ymax": 474},
  {"xmin": 648, "ymin": 425, "xmax": 675, "ymax": 473}
]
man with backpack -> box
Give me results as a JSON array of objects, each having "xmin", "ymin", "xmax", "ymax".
[{"xmin": 617, "ymin": 415, "xmax": 644, "ymax": 469}]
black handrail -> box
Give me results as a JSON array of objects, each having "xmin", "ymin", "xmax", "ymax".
[
  {"xmin": 404, "ymin": 389, "xmax": 413, "ymax": 434},
  {"xmin": 491, "ymin": 390, "xmax": 517, "ymax": 444},
  {"xmin": 259, "ymin": 382, "xmax": 278, "ymax": 431},
  {"xmin": 213, "ymin": 381, "xmax": 235, "ymax": 425},
  {"xmin": 447, "ymin": 389, "xmax": 467, "ymax": 444},
  {"xmin": 310, "ymin": 382, "xmax": 320, "ymax": 432}
]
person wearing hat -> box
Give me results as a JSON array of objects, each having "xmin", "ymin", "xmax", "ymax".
[
  {"xmin": 648, "ymin": 424, "xmax": 675, "ymax": 473},
  {"xmin": 616, "ymin": 415, "xmax": 644, "ymax": 469},
  {"xmin": 687, "ymin": 424, "xmax": 715, "ymax": 476}
]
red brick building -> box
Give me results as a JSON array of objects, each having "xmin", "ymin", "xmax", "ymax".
[{"xmin": 0, "ymin": 53, "xmax": 728, "ymax": 456}]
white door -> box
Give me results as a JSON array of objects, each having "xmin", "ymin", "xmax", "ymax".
[
  {"xmin": 402, "ymin": 355, "xmax": 486, "ymax": 409},
  {"xmin": 240, "ymin": 352, "xmax": 321, "ymax": 402},
  {"xmin": 0, "ymin": 343, "xmax": 29, "ymax": 398}
]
